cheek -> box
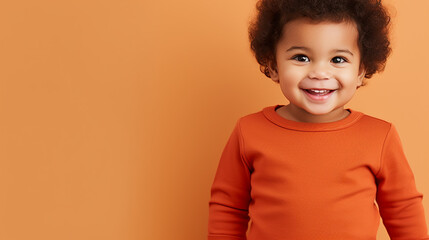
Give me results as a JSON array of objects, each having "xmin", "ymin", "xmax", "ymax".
[
  {"xmin": 279, "ymin": 67, "xmax": 305, "ymax": 83},
  {"xmin": 338, "ymin": 70, "xmax": 361, "ymax": 86},
  {"xmin": 279, "ymin": 74, "xmax": 303, "ymax": 99}
]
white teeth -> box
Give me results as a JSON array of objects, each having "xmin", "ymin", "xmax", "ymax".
[{"xmin": 308, "ymin": 89, "xmax": 330, "ymax": 94}]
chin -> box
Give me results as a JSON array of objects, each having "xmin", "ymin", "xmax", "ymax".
[{"xmin": 303, "ymin": 106, "xmax": 337, "ymax": 116}]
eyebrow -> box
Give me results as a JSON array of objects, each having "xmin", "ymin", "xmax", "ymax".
[
  {"xmin": 286, "ymin": 46, "xmax": 354, "ymax": 56},
  {"xmin": 286, "ymin": 46, "xmax": 310, "ymax": 52},
  {"xmin": 334, "ymin": 49, "xmax": 354, "ymax": 56}
]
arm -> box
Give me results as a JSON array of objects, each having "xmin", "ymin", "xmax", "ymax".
[
  {"xmin": 376, "ymin": 124, "xmax": 429, "ymax": 239},
  {"xmin": 208, "ymin": 122, "xmax": 251, "ymax": 240}
]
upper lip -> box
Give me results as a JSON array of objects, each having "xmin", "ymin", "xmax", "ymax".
[{"xmin": 301, "ymin": 88, "xmax": 337, "ymax": 91}]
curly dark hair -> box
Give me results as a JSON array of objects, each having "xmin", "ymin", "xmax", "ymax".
[{"xmin": 249, "ymin": 0, "xmax": 391, "ymax": 80}]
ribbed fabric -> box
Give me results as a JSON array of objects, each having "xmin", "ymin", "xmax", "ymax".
[{"xmin": 208, "ymin": 105, "xmax": 429, "ymax": 240}]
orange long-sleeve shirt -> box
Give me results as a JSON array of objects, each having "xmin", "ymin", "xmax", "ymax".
[{"xmin": 208, "ymin": 105, "xmax": 429, "ymax": 240}]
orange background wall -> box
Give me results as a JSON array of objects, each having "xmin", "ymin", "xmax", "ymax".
[{"xmin": 0, "ymin": 0, "xmax": 428, "ymax": 239}]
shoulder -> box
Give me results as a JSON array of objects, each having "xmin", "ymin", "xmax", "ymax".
[
  {"xmin": 356, "ymin": 111, "xmax": 392, "ymax": 130},
  {"xmin": 236, "ymin": 106, "xmax": 274, "ymax": 128},
  {"xmin": 228, "ymin": 106, "xmax": 277, "ymax": 140},
  {"xmin": 351, "ymin": 111, "xmax": 395, "ymax": 141}
]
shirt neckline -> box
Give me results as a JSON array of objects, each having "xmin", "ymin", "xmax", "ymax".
[{"xmin": 262, "ymin": 105, "xmax": 363, "ymax": 132}]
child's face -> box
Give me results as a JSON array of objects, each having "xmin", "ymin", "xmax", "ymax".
[{"xmin": 269, "ymin": 18, "xmax": 365, "ymax": 122}]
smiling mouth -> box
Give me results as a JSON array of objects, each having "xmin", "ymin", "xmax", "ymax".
[{"xmin": 304, "ymin": 89, "xmax": 336, "ymax": 96}]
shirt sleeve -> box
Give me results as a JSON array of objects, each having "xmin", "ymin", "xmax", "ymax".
[
  {"xmin": 376, "ymin": 124, "xmax": 429, "ymax": 239},
  {"xmin": 208, "ymin": 121, "xmax": 251, "ymax": 240}
]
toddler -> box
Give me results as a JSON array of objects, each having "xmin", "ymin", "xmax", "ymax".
[{"xmin": 208, "ymin": 0, "xmax": 429, "ymax": 239}]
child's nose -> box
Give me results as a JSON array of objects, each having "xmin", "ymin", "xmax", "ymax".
[{"xmin": 308, "ymin": 63, "xmax": 332, "ymax": 80}]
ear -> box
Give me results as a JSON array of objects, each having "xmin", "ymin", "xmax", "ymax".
[
  {"xmin": 268, "ymin": 62, "xmax": 279, "ymax": 83},
  {"xmin": 356, "ymin": 67, "xmax": 366, "ymax": 88}
]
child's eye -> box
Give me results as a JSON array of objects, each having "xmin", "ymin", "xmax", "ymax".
[
  {"xmin": 331, "ymin": 56, "xmax": 347, "ymax": 64},
  {"xmin": 292, "ymin": 55, "xmax": 310, "ymax": 62}
]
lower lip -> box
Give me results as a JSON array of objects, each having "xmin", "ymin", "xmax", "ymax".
[{"xmin": 303, "ymin": 90, "xmax": 335, "ymax": 102}]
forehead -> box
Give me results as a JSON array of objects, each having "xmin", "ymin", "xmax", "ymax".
[{"xmin": 279, "ymin": 18, "xmax": 360, "ymax": 53}]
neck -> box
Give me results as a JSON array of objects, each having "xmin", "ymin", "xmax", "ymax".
[{"xmin": 276, "ymin": 105, "xmax": 350, "ymax": 123}]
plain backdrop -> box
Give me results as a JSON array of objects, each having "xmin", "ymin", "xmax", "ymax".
[{"xmin": 0, "ymin": 0, "xmax": 428, "ymax": 239}]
